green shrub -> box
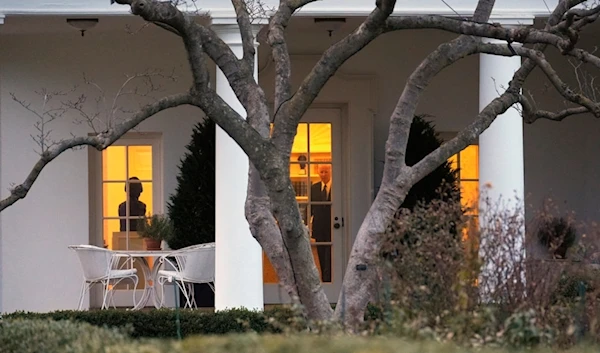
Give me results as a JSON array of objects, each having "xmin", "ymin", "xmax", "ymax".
[
  {"xmin": 167, "ymin": 118, "xmax": 215, "ymax": 249},
  {"xmin": 2, "ymin": 307, "xmax": 297, "ymax": 339},
  {"xmin": 0, "ymin": 318, "xmax": 129, "ymax": 353},
  {"xmin": 180, "ymin": 334, "xmax": 600, "ymax": 353},
  {"xmin": 400, "ymin": 115, "xmax": 459, "ymax": 210}
]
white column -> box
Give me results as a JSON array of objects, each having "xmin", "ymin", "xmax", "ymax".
[
  {"xmin": 213, "ymin": 22, "xmax": 263, "ymax": 311},
  {"xmin": 478, "ymin": 34, "xmax": 526, "ymax": 297}
]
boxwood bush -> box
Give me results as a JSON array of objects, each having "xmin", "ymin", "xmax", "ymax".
[
  {"xmin": 0, "ymin": 318, "xmax": 130, "ymax": 353},
  {"xmin": 2, "ymin": 307, "xmax": 298, "ymax": 339}
]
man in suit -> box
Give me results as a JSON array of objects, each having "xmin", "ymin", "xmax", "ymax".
[{"xmin": 311, "ymin": 164, "xmax": 332, "ymax": 282}]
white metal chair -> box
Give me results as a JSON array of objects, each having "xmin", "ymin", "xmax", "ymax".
[
  {"xmin": 68, "ymin": 244, "xmax": 139, "ymax": 310},
  {"xmin": 156, "ymin": 242, "xmax": 215, "ymax": 308}
]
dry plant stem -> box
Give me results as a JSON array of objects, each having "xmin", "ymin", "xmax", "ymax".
[{"xmin": 0, "ymin": 93, "xmax": 193, "ymax": 212}]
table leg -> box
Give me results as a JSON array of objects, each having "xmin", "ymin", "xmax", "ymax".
[
  {"xmin": 150, "ymin": 258, "xmax": 165, "ymax": 308},
  {"xmin": 131, "ymin": 258, "xmax": 152, "ymax": 310}
]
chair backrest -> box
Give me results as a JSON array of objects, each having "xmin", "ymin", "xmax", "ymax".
[
  {"xmin": 68, "ymin": 245, "xmax": 114, "ymax": 281},
  {"xmin": 179, "ymin": 243, "xmax": 215, "ymax": 283}
]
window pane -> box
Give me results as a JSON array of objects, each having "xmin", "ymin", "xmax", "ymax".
[
  {"xmin": 291, "ymin": 123, "xmax": 308, "ymax": 157},
  {"xmin": 103, "ymin": 182, "xmax": 126, "ymax": 218},
  {"xmin": 262, "ymin": 254, "xmax": 278, "ymax": 284},
  {"xmin": 460, "ymin": 145, "xmax": 479, "ymax": 179},
  {"xmin": 309, "ymin": 123, "xmax": 331, "ymax": 163},
  {"xmin": 102, "ymin": 146, "xmax": 126, "ymax": 181},
  {"xmin": 314, "ymin": 244, "xmax": 332, "ymax": 283},
  {"xmin": 137, "ymin": 181, "xmax": 153, "ymax": 216},
  {"xmin": 105, "ymin": 220, "xmax": 144, "ymax": 252},
  {"xmin": 103, "ymin": 219, "xmax": 121, "ymax": 250},
  {"xmin": 128, "ymin": 146, "xmax": 153, "ymax": 181},
  {"xmin": 298, "ymin": 202, "xmax": 308, "ymax": 226},
  {"xmin": 310, "ymin": 197, "xmax": 331, "ymax": 242},
  {"xmin": 448, "ymin": 154, "xmax": 459, "ymax": 178},
  {"xmin": 461, "ymin": 181, "xmax": 479, "ymax": 214}
]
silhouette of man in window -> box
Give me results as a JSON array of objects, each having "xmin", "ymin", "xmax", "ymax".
[
  {"xmin": 118, "ymin": 177, "xmax": 147, "ymax": 232},
  {"xmin": 311, "ymin": 164, "xmax": 332, "ymax": 282}
]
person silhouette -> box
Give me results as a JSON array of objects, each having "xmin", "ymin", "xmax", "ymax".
[
  {"xmin": 311, "ymin": 164, "xmax": 332, "ymax": 282},
  {"xmin": 118, "ymin": 177, "xmax": 147, "ymax": 232}
]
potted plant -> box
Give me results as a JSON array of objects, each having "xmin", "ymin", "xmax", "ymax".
[{"xmin": 137, "ymin": 214, "xmax": 174, "ymax": 251}]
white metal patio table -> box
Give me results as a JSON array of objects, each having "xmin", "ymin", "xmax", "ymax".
[{"xmin": 113, "ymin": 250, "xmax": 171, "ymax": 310}]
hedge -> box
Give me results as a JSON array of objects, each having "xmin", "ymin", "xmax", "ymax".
[
  {"xmin": 2, "ymin": 307, "xmax": 298, "ymax": 338},
  {"xmin": 2, "ymin": 319, "xmax": 600, "ymax": 353},
  {"xmin": 0, "ymin": 318, "xmax": 130, "ymax": 353}
]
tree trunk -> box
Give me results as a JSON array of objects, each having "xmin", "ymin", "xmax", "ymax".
[
  {"xmin": 334, "ymin": 177, "xmax": 412, "ymax": 329},
  {"xmin": 245, "ymin": 164, "xmax": 300, "ymax": 302}
]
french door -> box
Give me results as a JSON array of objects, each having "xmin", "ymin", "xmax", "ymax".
[
  {"xmin": 263, "ymin": 107, "xmax": 345, "ymax": 303},
  {"xmin": 89, "ymin": 133, "xmax": 163, "ymax": 308}
]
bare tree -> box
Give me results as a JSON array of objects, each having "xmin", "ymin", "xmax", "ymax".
[{"xmin": 3, "ymin": 0, "xmax": 600, "ymax": 329}]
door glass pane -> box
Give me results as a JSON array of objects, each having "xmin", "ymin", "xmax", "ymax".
[
  {"xmin": 460, "ymin": 145, "xmax": 479, "ymax": 179},
  {"xmin": 103, "ymin": 219, "xmax": 121, "ymax": 250},
  {"xmin": 102, "ymin": 146, "xmax": 126, "ymax": 181},
  {"xmin": 461, "ymin": 180, "xmax": 479, "ymax": 214},
  {"xmin": 308, "ymin": 123, "xmax": 331, "ymax": 163},
  {"xmin": 314, "ymin": 245, "xmax": 332, "ymax": 283},
  {"xmin": 136, "ymin": 181, "xmax": 153, "ymax": 217},
  {"xmin": 128, "ymin": 146, "xmax": 153, "ymax": 181},
  {"xmin": 291, "ymin": 123, "xmax": 308, "ymax": 158},
  {"xmin": 103, "ymin": 182, "xmax": 126, "ymax": 218}
]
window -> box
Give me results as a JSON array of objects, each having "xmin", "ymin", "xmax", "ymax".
[
  {"xmin": 448, "ymin": 144, "xmax": 479, "ymax": 239},
  {"xmin": 101, "ymin": 145, "xmax": 156, "ymax": 251},
  {"xmin": 91, "ymin": 134, "xmax": 162, "ymax": 294}
]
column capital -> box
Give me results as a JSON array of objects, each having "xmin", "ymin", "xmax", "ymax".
[{"xmin": 210, "ymin": 19, "xmax": 265, "ymax": 47}]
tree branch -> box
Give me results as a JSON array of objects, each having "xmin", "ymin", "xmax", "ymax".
[
  {"xmin": 271, "ymin": 0, "xmax": 396, "ymax": 157},
  {"xmin": 114, "ymin": 0, "xmax": 258, "ymax": 113},
  {"xmin": 267, "ymin": 0, "xmax": 314, "ymax": 111},
  {"xmin": 384, "ymin": 16, "xmax": 565, "ymax": 48},
  {"xmin": 408, "ymin": 0, "xmax": 583, "ymax": 188},
  {"xmin": 478, "ymin": 43, "xmax": 600, "ymax": 118},
  {"xmin": 232, "ymin": 0, "xmax": 257, "ymax": 72},
  {"xmin": 521, "ymin": 95, "xmax": 589, "ymax": 123},
  {"xmin": 1, "ymin": 92, "xmax": 193, "ymax": 211}
]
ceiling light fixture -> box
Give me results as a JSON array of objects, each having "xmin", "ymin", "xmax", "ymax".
[
  {"xmin": 66, "ymin": 18, "xmax": 99, "ymax": 37},
  {"xmin": 314, "ymin": 17, "xmax": 346, "ymax": 37}
]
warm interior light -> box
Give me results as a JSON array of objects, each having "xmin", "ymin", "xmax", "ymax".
[{"xmin": 66, "ymin": 18, "xmax": 99, "ymax": 36}]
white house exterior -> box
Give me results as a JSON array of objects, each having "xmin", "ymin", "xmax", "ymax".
[{"xmin": 2, "ymin": 0, "xmax": 599, "ymax": 314}]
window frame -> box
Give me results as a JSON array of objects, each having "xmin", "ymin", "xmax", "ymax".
[{"xmin": 89, "ymin": 132, "xmax": 164, "ymax": 248}]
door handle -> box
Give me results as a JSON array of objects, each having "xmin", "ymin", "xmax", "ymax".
[{"xmin": 334, "ymin": 217, "xmax": 344, "ymax": 229}]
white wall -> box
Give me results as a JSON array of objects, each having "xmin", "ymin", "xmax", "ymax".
[{"xmin": 0, "ymin": 17, "xmax": 203, "ymax": 312}]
